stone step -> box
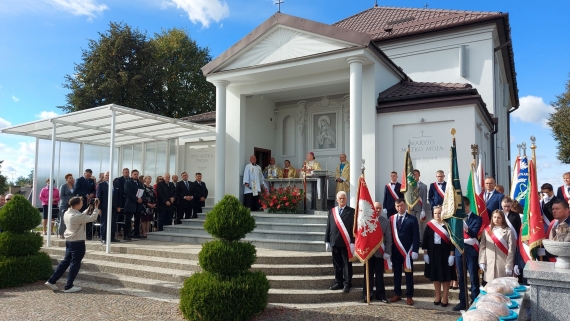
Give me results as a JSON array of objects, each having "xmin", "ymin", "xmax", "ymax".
[
  {"xmin": 250, "ymin": 213, "xmax": 327, "ymax": 224},
  {"xmin": 162, "ymin": 226, "xmax": 326, "ymax": 242},
  {"xmin": 180, "ymin": 218, "xmax": 327, "ymax": 233},
  {"xmin": 267, "ymin": 271, "xmax": 428, "ymax": 288}
]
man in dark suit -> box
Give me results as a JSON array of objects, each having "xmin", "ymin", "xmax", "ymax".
[
  {"xmin": 74, "ymin": 168, "xmax": 96, "ymax": 239},
  {"xmin": 556, "ymin": 172, "xmax": 570, "ymax": 203},
  {"xmin": 362, "ymin": 201, "xmax": 392, "ymax": 303},
  {"xmin": 541, "ymin": 183, "xmax": 558, "ymax": 224},
  {"xmin": 157, "ymin": 173, "xmax": 177, "ymax": 230},
  {"xmin": 390, "ymin": 198, "xmax": 420, "ymax": 306},
  {"xmin": 96, "ymin": 171, "xmax": 120, "ymax": 244},
  {"xmin": 483, "ymin": 177, "xmax": 503, "ymax": 219},
  {"xmin": 325, "ymin": 191, "xmax": 355, "ymax": 293},
  {"xmin": 112, "ymin": 168, "xmax": 129, "ymax": 237},
  {"xmin": 123, "ymin": 169, "xmax": 144, "ymax": 241},
  {"xmin": 383, "ymin": 171, "xmax": 403, "ymax": 218},
  {"xmin": 176, "ymin": 172, "xmax": 195, "ymax": 223},
  {"xmin": 453, "ymin": 197, "xmax": 483, "ymax": 311},
  {"xmin": 501, "ymin": 196, "xmax": 525, "ymax": 282},
  {"xmin": 192, "ymin": 173, "xmax": 208, "ymax": 219},
  {"xmin": 428, "ymin": 170, "xmax": 446, "ymax": 208}
]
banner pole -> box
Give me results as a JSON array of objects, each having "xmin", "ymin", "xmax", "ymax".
[{"xmin": 366, "ymin": 259, "xmax": 371, "ymax": 304}]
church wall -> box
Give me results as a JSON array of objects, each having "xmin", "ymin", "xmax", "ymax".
[
  {"xmin": 376, "ymin": 104, "xmax": 493, "ymax": 203},
  {"xmin": 244, "ymin": 95, "xmax": 277, "ymax": 163},
  {"xmin": 225, "ymin": 89, "xmax": 247, "ymax": 198}
]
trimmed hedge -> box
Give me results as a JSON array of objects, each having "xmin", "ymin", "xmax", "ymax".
[
  {"xmin": 0, "ymin": 252, "xmax": 53, "ymax": 288},
  {"xmin": 180, "ymin": 271, "xmax": 270, "ymax": 321},
  {"xmin": 0, "ymin": 194, "xmax": 41, "ymax": 233},
  {"xmin": 204, "ymin": 195, "xmax": 256, "ymax": 241},
  {"xmin": 0, "ymin": 231, "xmax": 43, "ymax": 257},
  {"xmin": 198, "ymin": 240, "xmax": 256, "ymax": 277}
]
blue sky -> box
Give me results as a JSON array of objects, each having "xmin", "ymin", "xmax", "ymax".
[{"xmin": 0, "ymin": 0, "xmax": 568, "ymax": 187}]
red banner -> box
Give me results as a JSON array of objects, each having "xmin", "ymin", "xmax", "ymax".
[{"xmin": 353, "ymin": 176, "xmax": 384, "ymax": 263}]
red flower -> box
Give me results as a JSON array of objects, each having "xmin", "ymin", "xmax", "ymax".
[{"xmin": 285, "ymin": 202, "xmax": 289, "ymax": 206}]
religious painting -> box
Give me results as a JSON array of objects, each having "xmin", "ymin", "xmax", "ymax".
[
  {"xmin": 312, "ymin": 112, "xmax": 337, "ymax": 150},
  {"xmin": 306, "ymin": 97, "xmax": 343, "ymax": 155}
]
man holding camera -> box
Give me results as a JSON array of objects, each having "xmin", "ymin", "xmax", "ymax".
[
  {"xmin": 123, "ymin": 169, "xmax": 144, "ymax": 241},
  {"xmin": 45, "ymin": 196, "xmax": 100, "ymax": 293}
]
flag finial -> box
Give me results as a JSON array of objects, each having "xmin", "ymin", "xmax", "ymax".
[
  {"xmin": 517, "ymin": 143, "xmax": 521, "ymax": 156},
  {"xmin": 530, "ymin": 136, "xmax": 536, "ymax": 162}
]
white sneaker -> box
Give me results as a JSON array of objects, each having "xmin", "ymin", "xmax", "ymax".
[
  {"xmin": 64, "ymin": 286, "xmax": 82, "ymax": 293},
  {"xmin": 45, "ymin": 281, "xmax": 58, "ymax": 291}
]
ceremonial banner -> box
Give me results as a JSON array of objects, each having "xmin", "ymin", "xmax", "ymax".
[
  {"xmin": 511, "ymin": 155, "xmax": 529, "ymax": 208},
  {"xmin": 442, "ymin": 139, "xmax": 466, "ymax": 253},
  {"xmin": 465, "ymin": 162, "xmax": 489, "ymax": 237},
  {"xmin": 520, "ymin": 157, "xmax": 545, "ymax": 260},
  {"xmin": 400, "ymin": 146, "xmax": 419, "ymax": 209},
  {"xmin": 353, "ymin": 176, "xmax": 383, "ymax": 263}
]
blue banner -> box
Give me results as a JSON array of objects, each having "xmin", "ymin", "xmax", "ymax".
[{"xmin": 512, "ymin": 155, "xmax": 529, "ymax": 207}]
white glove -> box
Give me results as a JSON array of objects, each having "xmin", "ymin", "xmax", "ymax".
[
  {"xmin": 514, "ymin": 265, "xmax": 520, "ymax": 275},
  {"xmin": 383, "ymin": 253, "xmax": 391, "ymax": 260},
  {"xmin": 420, "ymin": 210, "xmax": 426, "ymax": 220},
  {"xmin": 382, "ymin": 208, "xmax": 387, "ymax": 214},
  {"xmin": 448, "ymin": 256, "xmax": 455, "ymax": 266},
  {"xmin": 350, "ymin": 243, "xmax": 355, "ymax": 255},
  {"xmin": 423, "ymin": 254, "xmax": 430, "ymax": 264},
  {"xmin": 479, "ymin": 263, "xmax": 486, "ymax": 271},
  {"xmin": 506, "ymin": 269, "xmax": 513, "ymax": 276},
  {"xmin": 325, "ymin": 242, "xmax": 331, "ymax": 252},
  {"xmin": 411, "ymin": 252, "xmax": 418, "ymax": 260},
  {"xmin": 537, "ymin": 248, "xmax": 546, "ymax": 256},
  {"xmin": 463, "ymin": 220, "xmax": 468, "ymax": 230}
]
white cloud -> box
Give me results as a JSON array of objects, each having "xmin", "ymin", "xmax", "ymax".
[
  {"xmin": 36, "ymin": 111, "xmax": 59, "ymax": 119},
  {"xmin": 511, "ymin": 95, "xmax": 554, "ymax": 128},
  {"xmin": 47, "ymin": 0, "xmax": 108, "ymax": 18},
  {"xmin": 18, "ymin": 142, "xmax": 36, "ymax": 155},
  {"xmin": 0, "ymin": 117, "xmax": 11, "ymax": 129},
  {"xmin": 12, "ymin": 95, "xmax": 20, "ymax": 102},
  {"xmin": 171, "ymin": 0, "xmax": 229, "ymax": 28}
]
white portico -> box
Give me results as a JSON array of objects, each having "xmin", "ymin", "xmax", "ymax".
[{"xmin": 202, "ymin": 13, "xmax": 406, "ymax": 205}]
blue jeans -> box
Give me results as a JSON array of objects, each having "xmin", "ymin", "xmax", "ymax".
[
  {"xmin": 455, "ymin": 247, "xmax": 480, "ymax": 306},
  {"xmin": 48, "ymin": 241, "xmax": 86, "ymax": 290}
]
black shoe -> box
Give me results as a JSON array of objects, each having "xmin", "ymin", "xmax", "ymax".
[
  {"xmin": 131, "ymin": 235, "xmax": 141, "ymax": 239},
  {"xmin": 452, "ymin": 303, "xmax": 466, "ymax": 311},
  {"xmin": 434, "ymin": 301, "xmax": 441, "ymax": 306},
  {"xmin": 86, "ymin": 236, "xmax": 92, "ymax": 240},
  {"xmin": 441, "ymin": 301, "xmax": 449, "ymax": 307},
  {"xmin": 377, "ymin": 297, "xmax": 389, "ymax": 303},
  {"xmin": 342, "ymin": 286, "xmax": 351, "ymax": 293},
  {"xmin": 192, "ymin": 215, "xmax": 198, "ymax": 219},
  {"xmin": 329, "ymin": 284, "xmax": 342, "ymax": 290},
  {"xmin": 123, "ymin": 236, "xmax": 132, "ymax": 242},
  {"xmin": 361, "ymin": 297, "xmax": 369, "ymax": 303},
  {"xmin": 110, "ymin": 238, "xmax": 121, "ymax": 243},
  {"xmin": 100, "ymin": 239, "xmax": 106, "ymax": 244}
]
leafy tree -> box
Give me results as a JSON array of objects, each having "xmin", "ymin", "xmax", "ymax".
[
  {"xmin": 0, "ymin": 161, "xmax": 7, "ymax": 194},
  {"xmin": 548, "ymin": 74, "xmax": 570, "ymax": 163},
  {"xmin": 59, "ymin": 22, "xmax": 215, "ymax": 118},
  {"xmin": 14, "ymin": 170, "xmax": 33, "ymax": 187}
]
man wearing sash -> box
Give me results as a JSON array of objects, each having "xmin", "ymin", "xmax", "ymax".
[
  {"xmin": 428, "ymin": 170, "xmax": 446, "ymax": 209},
  {"xmin": 361, "ymin": 202, "xmax": 392, "ymax": 303},
  {"xmin": 556, "ymin": 172, "xmax": 570, "ymax": 203},
  {"xmin": 540, "ymin": 183, "xmax": 558, "ymax": 225},
  {"xmin": 410, "ymin": 170, "xmax": 431, "ymax": 242},
  {"xmin": 334, "ymin": 154, "xmax": 350, "ymax": 196},
  {"xmin": 389, "ymin": 198, "xmax": 420, "ymax": 305},
  {"xmin": 243, "ymin": 155, "xmax": 265, "ymax": 211},
  {"xmin": 538, "ymin": 199, "xmax": 570, "ymax": 259},
  {"xmin": 325, "ymin": 191, "xmax": 355, "ymax": 293},
  {"xmin": 382, "ymin": 171, "xmax": 403, "ymax": 218},
  {"xmin": 453, "ymin": 197, "xmax": 482, "ymax": 311},
  {"xmin": 501, "ymin": 197, "xmax": 524, "ymax": 280}
]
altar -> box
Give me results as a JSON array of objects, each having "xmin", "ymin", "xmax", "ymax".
[{"xmin": 266, "ymin": 170, "xmax": 331, "ymax": 213}]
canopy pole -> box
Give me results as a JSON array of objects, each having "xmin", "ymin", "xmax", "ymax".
[
  {"xmin": 47, "ymin": 122, "xmax": 57, "ymax": 247},
  {"xmin": 106, "ymin": 109, "xmax": 116, "ymax": 254},
  {"xmin": 32, "ymin": 137, "xmax": 39, "ymax": 207}
]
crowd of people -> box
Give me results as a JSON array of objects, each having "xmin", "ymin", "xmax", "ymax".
[
  {"xmin": 35, "ymin": 168, "xmax": 208, "ymax": 243},
  {"xmin": 325, "ymin": 168, "xmax": 570, "ymax": 310}
]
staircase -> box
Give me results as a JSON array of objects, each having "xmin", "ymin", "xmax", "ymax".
[{"xmin": 42, "ymin": 238, "xmax": 460, "ymax": 307}]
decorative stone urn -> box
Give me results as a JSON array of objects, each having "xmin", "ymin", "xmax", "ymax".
[{"xmin": 542, "ymin": 239, "xmax": 570, "ymax": 269}]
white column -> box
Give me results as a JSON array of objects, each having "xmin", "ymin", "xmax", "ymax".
[
  {"xmin": 47, "ymin": 122, "xmax": 57, "ymax": 247},
  {"xmin": 213, "ymin": 80, "xmax": 229, "ymax": 203},
  {"xmin": 347, "ymin": 57, "xmax": 366, "ymax": 208},
  {"xmin": 32, "ymin": 137, "xmax": 39, "ymax": 207},
  {"xmin": 106, "ymin": 109, "xmax": 116, "ymax": 253}
]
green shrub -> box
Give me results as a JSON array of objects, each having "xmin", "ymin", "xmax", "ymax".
[
  {"xmin": 198, "ymin": 240, "xmax": 256, "ymax": 277},
  {"xmin": 0, "ymin": 194, "xmax": 41, "ymax": 233},
  {"xmin": 0, "ymin": 231, "xmax": 43, "ymax": 257},
  {"xmin": 0, "ymin": 252, "xmax": 53, "ymax": 288},
  {"xmin": 204, "ymin": 195, "xmax": 256, "ymax": 241},
  {"xmin": 180, "ymin": 271, "xmax": 270, "ymax": 321}
]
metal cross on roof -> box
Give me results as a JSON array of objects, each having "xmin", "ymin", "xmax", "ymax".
[
  {"xmin": 423, "ymin": 3, "xmax": 429, "ymax": 9},
  {"xmin": 275, "ymin": 0, "xmax": 284, "ymax": 12}
]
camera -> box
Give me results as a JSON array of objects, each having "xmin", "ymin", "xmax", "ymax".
[{"xmin": 89, "ymin": 198, "xmax": 96, "ymax": 205}]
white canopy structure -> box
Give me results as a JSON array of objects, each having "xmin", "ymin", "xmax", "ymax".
[{"xmin": 1, "ymin": 104, "xmax": 215, "ymax": 252}]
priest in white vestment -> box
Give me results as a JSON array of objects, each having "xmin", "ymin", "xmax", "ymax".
[{"xmin": 243, "ymin": 155, "xmax": 265, "ymax": 211}]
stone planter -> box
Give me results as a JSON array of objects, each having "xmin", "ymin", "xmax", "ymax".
[{"xmin": 542, "ymin": 239, "xmax": 570, "ymax": 269}]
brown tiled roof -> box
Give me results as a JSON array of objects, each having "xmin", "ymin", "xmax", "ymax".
[
  {"xmin": 334, "ymin": 6, "xmax": 503, "ymax": 41},
  {"xmin": 378, "ymin": 81, "xmax": 476, "ymax": 101},
  {"xmin": 180, "ymin": 111, "xmax": 216, "ymax": 122}
]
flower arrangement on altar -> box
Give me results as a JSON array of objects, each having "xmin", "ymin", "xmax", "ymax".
[{"xmin": 259, "ymin": 186, "xmax": 305, "ymax": 213}]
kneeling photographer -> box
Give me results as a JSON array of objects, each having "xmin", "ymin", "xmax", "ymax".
[{"xmin": 45, "ymin": 196, "xmax": 100, "ymax": 293}]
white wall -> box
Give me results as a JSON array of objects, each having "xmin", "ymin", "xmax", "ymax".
[{"xmin": 376, "ymin": 104, "xmax": 492, "ymax": 203}]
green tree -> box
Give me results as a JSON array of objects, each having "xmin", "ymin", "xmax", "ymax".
[
  {"xmin": 58, "ymin": 22, "xmax": 215, "ymax": 118},
  {"xmin": 548, "ymin": 74, "xmax": 570, "ymax": 163},
  {"xmin": 0, "ymin": 160, "xmax": 8, "ymax": 194}
]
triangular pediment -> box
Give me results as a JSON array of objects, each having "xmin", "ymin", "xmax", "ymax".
[{"xmin": 219, "ymin": 25, "xmax": 360, "ymax": 71}]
